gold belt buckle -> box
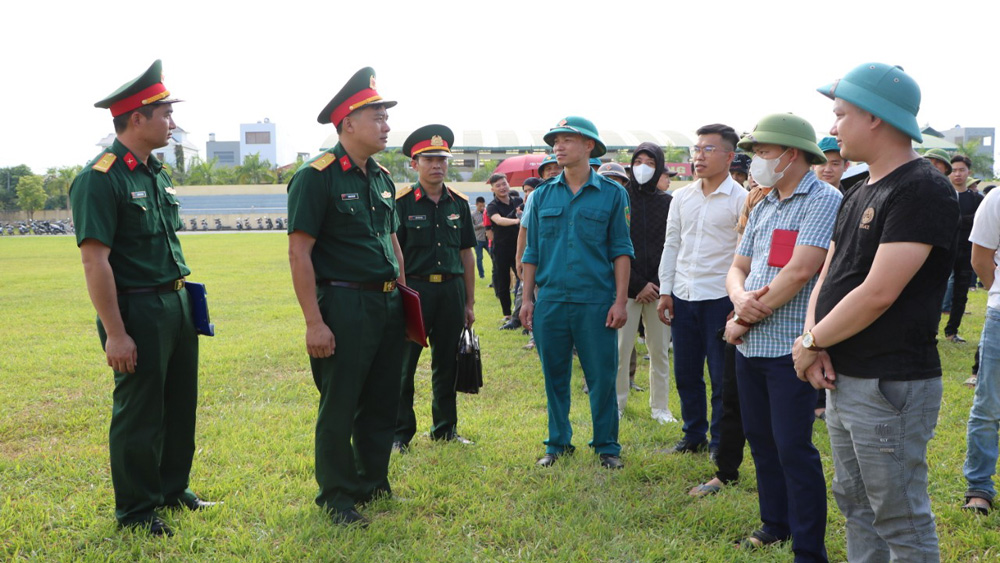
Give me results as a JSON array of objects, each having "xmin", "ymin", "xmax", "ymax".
[
  {"xmin": 429, "ymin": 274, "xmax": 443, "ymax": 283},
  {"xmin": 383, "ymin": 281, "xmax": 396, "ymax": 292},
  {"xmin": 173, "ymin": 279, "xmax": 185, "ymax": 291}
]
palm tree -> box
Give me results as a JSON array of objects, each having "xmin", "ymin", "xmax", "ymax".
[
  {"xmin": 236, "ymin": 154, "xmax": 275, "ymax": 184},
  {"xmin": 188, "ymin": 157, "xmax": 221, "ymax": 185},
  {"xmin": 955, "ymin": 139, "xmax": 995, "ymax": 179}
]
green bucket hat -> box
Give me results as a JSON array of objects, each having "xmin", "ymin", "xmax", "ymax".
[
  {"xmin": 543, "ymin": 116, "xmax": 606, "ymax": 158},
  {"xmin": 737, "ymin": 113, "xmax": 827, "ymax": 165},
  {"xmin": 817, "ymin": 63, "xmax": 922, "ymax": 143},
  {"xmin": 923, "ymin": 148, "xmax": 952, "ymax": 175},
  {"xmin": 817, "ymin": 136, "xmax": 841, "ymax": 154}
]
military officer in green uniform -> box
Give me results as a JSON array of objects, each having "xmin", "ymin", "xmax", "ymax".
[
  {"xmin": 70, "ymin": 60, "xmax": 214, "ymax": 537},
  {"xmin": 392, "ymin": 125, "xmax": 477, "ymax": 452},
  {"xmin": 287, "ymin": 67, "xmax": 406, "ymax": 527}
]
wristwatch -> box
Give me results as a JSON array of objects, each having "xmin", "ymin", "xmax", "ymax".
[
  {"xmin": 732, "ymin": 314, "xmax": 753, "ymax": 328},
  {"xmin": 801, "ymin": 330, "xmax": 824, "ymax": 351}
]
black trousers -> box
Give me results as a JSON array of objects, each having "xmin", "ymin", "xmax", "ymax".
[
  {"xmin": 945, "ymin": 251, "xmax": 974, "ymax": 336},
  {"xmin": 491, "ymin": 244, "xmax": 516, "ymax": 316},
  {"xmin": 714, "ymin": 343, "xmax": 745, "ymax": 484}
]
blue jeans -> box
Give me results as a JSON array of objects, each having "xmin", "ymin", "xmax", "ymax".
[
  {"xmin": 474, "ymin": 240, "xmax": 488, "ymax": 278},
  {"xmin": 671, "ymin": 295, "xmax": 731, "ymax": 448},
  {"xmin": 736, "ymin": 352, "xmax": 827, "ymax": 562},
  {"xmin": 827, "ymin": 374, "xmax": 942, "ymax": 563},
  {"xmin": 965, "ymin": 307, "xmax": 1000, "ymax": 500}
]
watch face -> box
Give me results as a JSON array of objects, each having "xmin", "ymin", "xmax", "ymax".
[{"xmin": 803, "ymin": 332, "xmax": 814, "ymax": 348}]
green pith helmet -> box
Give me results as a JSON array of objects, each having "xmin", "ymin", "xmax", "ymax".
[
  {"xmin": 923, "ymin": 148, "xmax": 953, "ymax": 175},
  {"xmin": 817, "ymin": 63, "xmax": 922, "ymax": 142},
  {"xmin": 403, "ymin": 124, "xmax": 454, "ymax": 158},
  {"xmin": 543, "ymin": 116, "xmax": 607, "ymax": 158},
  {"xmin": 95, "ymin": 59, "xmax": 182, "ymax": 117},
  {"xmin": 318, "ymin": 66, "xmax": 397, "ymax": 126},
  {"xmin": 818, "ymin": 136, "xmax": 841, "ymax": 154},
  {"xmin": 538, "ymin": 154, "xmax": 559, "ymax": 177},
  {"xmin": 737, "ymin": 113, "xmax": 827, "ymax": 164}
]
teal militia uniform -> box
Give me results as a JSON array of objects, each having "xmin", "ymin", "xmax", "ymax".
[
  {"xmin": 71, "ymin": 138, "xmax": 200, "ymax": 526},
  {"xmin": 287, "ymin": 142, "xmax": 406, "ymax": 512},
  {"xmin": 394, "ymin": 182, "xmax": 477, "ymax": 444},
  {"xmin": 522, "ymin": 169, "xmax": 634, "ymax": 456}
]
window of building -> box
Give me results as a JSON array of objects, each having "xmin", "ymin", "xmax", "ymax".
[
  {"xmin": 246, "ymin": 131, "xmax": 271, "ymax": 144},
  {"xmin": 216, "ymin": 151, "xmax": 236, "ymax": 164}
]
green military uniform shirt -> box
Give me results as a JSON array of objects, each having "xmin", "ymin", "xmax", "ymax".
[
  {"xmin": 70, "ymin": 138, "xmax": 190, "ymax": 287},
  {"xmin": 287, "ymin": 143, "xmax": 400, "ymax": 282},
  {"xmin": 395, "ymin": 183, "xmax": 477, "ymax": 276}
]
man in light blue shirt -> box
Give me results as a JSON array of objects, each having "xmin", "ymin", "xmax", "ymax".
[
  {"xmin": 520, "ymin": 116, "xmax": 633, "ymax": 470},
  {"xmin": 724, "ymin": 114, "xmax": 841, "ymax": 560}
]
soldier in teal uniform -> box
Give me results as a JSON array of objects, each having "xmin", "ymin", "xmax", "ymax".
[
  {"xmin": 70, "ymin": 60, "xmax": 215, "ymax": 537},
  {"xmin": 392, "ymin": 125, "xmax": 477, "ymax": 452},
  {"xmin": 287, "ymin": 67, "xmax": 406, "ymax": 527},
  {"xmin": 520, "ymin": 116, "xmax": 634, "ymax": 470}
]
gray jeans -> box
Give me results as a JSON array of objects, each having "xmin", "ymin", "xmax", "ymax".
[{"xmin": 826, "ymin": 374, "xmax": 942, "ymax": 563}]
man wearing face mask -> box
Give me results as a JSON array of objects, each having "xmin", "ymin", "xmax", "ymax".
[
  {"xmin": 616, "ymin": 143, "xmax": 676, "ymax": 423},
  {"xmin": 657, "ymin": 124, "xmax": 748, "ymax": 456},
  {"xmin": 723, "ymin": 114, "xmax": 841, "ymax": 559}
]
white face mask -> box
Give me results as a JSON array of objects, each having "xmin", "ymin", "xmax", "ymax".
[
  {"xmin": 749, "ymin": 150, "xmax": 789, "ymax": 187},
  {"xmin": 632, "ymin": 163, "xmax": 654, "ymax": 185}
]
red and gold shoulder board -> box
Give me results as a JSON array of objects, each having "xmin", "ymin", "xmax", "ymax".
[
  {"xmin": 92, "ymin": 153, "xmax": 117, "ymax": 173},
  {"xmin": 395, "ymin": 185, "xmax": 413, "ymax": 200},
  {"xmin": 310, "ymin": 153, "xmax": 336, "ymax": 171},
  {"xmin": 448, "ymin": 187, "xmax": 468, "ymax": 201}
]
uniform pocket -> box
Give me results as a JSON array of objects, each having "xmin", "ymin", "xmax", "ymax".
[
  {"xmin": 332, "ymin": 198, "xmax": 367, "ymax": 235},
  {"xmin": 162, "ymin": 192, "xmax": 182, "ymax": 232},
  {"xmin": 405, "ymin": 216, "xmax": 434, "ymax": 246},
  {"xmin": 539, "ymin": 206, "xmax": 563, "ymax": 237},
  {"xmin": 577, "ymin": 207, "xmax": 609, "ymax": 238},
  {"xmin": 126, "ymin": 199, "xmax": 157, "ymax": 235}
]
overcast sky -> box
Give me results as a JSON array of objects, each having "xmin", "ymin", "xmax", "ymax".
[{"xmin": 3, "ymin": 0, "xmax": 997, "ymax": 173}]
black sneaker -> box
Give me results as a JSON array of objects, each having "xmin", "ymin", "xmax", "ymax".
[{"xmin": 657, "ymin": 438, "xmax": 708, "ymax": 454}]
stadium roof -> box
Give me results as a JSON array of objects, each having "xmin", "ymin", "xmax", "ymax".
[{"xmin": 321, "ymin": 129, "xmax": 695, "ymax": 152}]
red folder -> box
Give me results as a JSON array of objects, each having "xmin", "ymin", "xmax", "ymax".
[
  {"xmin": 398, "ymin": 283, "xmax": 428, "ymax": 347},
  {"xmin": 767, "ymin": 229, "xmax": 798, "ymax": 268}
]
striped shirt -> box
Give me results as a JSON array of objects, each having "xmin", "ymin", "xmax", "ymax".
[{"xmin": 736, "ymin": 171, "xmax": 842, "ymax": 358}]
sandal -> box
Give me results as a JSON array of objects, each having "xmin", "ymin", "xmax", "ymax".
[
  {"xmin": 735, "ymin": 529, "xmax": 785, "ymax": 549},
  {"xmin": 689, "ymin": 482, "xmax": 722, "ymax": 497},
  {"xmin": 964, "ymin": 376, "xmax": 978, "ymax": 389},
  {"xmin": 963, "ymin": 495, "xmax": 992, "ymax": 515}
]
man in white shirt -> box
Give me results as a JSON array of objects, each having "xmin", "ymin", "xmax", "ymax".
[{"xmin": 657, "ymin": 123, "xmax": 748, "ymax": 454}]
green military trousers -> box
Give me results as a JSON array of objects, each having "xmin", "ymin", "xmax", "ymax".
[
  {"xmin": 97, "ymin": 288, "xmax": 199, "ymax": 525},
  {"xmin": 312, "ymin": 285, "xmax": 405, "ymax": 512},
  {"xmin": 395, "ymin": 277, "xmax": 467, "ymax": 445}
]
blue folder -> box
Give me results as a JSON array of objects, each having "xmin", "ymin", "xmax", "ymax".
[{"xmin": 185, "ymin": 282, "xmax": 215, "ymax": 336}]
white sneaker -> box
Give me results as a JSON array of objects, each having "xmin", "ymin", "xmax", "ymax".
[{"xmin": 651, "ymin": 409, "xmax": 677, "ymax": 424}]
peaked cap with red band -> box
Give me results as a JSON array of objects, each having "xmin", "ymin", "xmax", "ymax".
[
  {"xmin": 94, "ymin": 59, "xmax": 182, "ymax": 117},
  {"xmin": 318, "ymin": 67, "xmax": 397, "ymax": 126},
  {"xmin": 402, "ymin": 124, "xmax": 453, "ymax": 158}
]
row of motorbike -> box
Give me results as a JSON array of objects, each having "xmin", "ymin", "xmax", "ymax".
[
  {"xmin": 180, "ymin": 217, "xmax": 286, "ymax": 231},
  {"xmin": 0, "ymin": 219, "xmax": 73, "ymax": 235}
]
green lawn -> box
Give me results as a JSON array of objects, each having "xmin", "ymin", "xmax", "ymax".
[{"xmin": 0, "ymin": 234, "xmax": 995, "ymax": 561}]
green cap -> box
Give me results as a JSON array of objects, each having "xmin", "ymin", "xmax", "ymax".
[
  {"xmin": 923, "ymin": 148, "xmax": 952, "ymax": 175},
  {"xmin": 538, "ymin": 154, "xmax": 559, "ymax": 176},
  {"xmin": 817, "ymin": 63, "xmax": 922, "ymax": 142},
  {"xmin": 403, "ymin": 124, "xmax": 454, "ymax": 158},
  {"xmin": 543, "ymin": 116, "xmax": 607, "ymax": 158},
  {"xmin": 738, "ymin": 113, "xmax": 827, "ymax": 164},
  {"xmin": 817, "ymin": 136, "xmax": 840, "ymax": 154},
  {"xmin": 318, "ymin": 67, "xmax": 397, "ymax": 126},
  {"xmin": 94, "ymin": 59, "xmax": 182, "ymax": 117}
]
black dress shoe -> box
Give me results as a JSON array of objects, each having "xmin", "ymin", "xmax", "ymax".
[
  {"xmin": 121, "ymin": 515, "xmax": 174, "ymax": 537},
  {"xmin": 657, "ymin": 438, "xmax": 708, "ymax": 454},
  {"xmin": 536, "ymin": 453, "xmax": 560, "ymax": 467},
  {"xmin": 599, "ymin": 454, "xmax": 624, "ymax": 470},
  {"xmin": 392, "ymin": 440, "xmax": 409, "ymax": 454},
  {"xmin": 330, "ymin": 508, "xmax": 369, "ymax": 527},
  {"xmin": 161, "ymin": 494, "xmax": 218, "ymax": 511}
]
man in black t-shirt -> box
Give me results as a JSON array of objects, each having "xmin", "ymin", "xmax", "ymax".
[
  {"xmin": 485, "ymin": 172, "xmax": 523, "ymax": 320},
  {"xmin": 942, "ymin": 154, "xmax": 984, "ymax": 342},
  {"xmin": 795, "ymin": 63, "xmax": 959, "ymax": 561}
]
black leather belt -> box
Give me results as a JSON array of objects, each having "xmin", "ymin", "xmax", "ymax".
[
  {"xmin": 319, "ymin": 280, "xmax": 397, "ymax": 292},
  {"xmin": 118, "ymin": 279, "xmax": 185, "ymax": 295},
  {"xmin": 408, "ymin": 274, "xmax": 459, "ymax": 283}
]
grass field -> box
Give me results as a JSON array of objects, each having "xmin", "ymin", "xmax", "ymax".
[{"xmin": 0, "ymin": 233, "xmax": 996, "ymax": 562}]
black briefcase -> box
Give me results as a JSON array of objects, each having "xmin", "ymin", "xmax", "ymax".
[{"xmin": 455, "ymin": 326, "xmax": 483, "ymax": 394}]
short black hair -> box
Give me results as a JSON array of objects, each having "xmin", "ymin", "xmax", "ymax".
[
  {"xmin": 112, "ymin": 105, "xmax": 157, "ymax": 134},
  {"xmin": 475, "ymin": 196, "xmax": 485, "ymax": 203},
  {"xmin": 488, "ymin": 172, "xmax": 508, "ymax": 185},
  {"xmin": 695, "ymin": 123, "xmax": 739, "ymax": 151},
  {"xmin": 951, "ymin": 154, "xmax": 972, "ymax": 170}
]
